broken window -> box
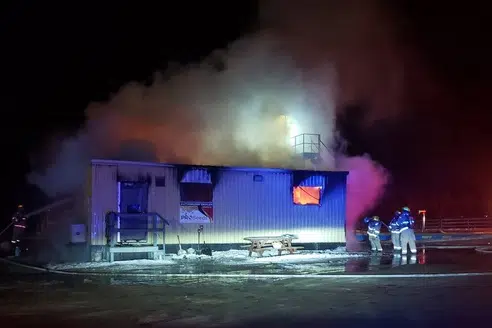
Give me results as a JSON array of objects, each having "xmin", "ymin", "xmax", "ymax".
[
  {"xmin": 180, "ymin": 183, "xmax": 213, "ymax": 203},
  {"xmin": 293, "ymin": 186, "xmax": 322, "ymax": 205}
]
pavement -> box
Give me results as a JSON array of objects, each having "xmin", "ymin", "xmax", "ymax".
[
  {"xmin": 1, "ymin": 267, "xmax": 492, "ymax": 327},
  {"xmin": 1, "ymin": 240, "xmax": 492, "ymax": 327}
]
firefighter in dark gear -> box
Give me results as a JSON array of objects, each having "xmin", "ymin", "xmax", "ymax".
[
  {"xmin": 11, "ymin": 205, "xmax": 27, "ymax": 245},
  {"xmin": 364, "ymin": 216, "xmax": 383, "ymax": 252}
]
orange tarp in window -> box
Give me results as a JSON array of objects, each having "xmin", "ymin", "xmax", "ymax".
[{"xmin": 293, "ymin": 186, "xmax": 322, "ymax": 205}]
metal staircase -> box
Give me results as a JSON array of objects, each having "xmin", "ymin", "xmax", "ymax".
[
  {"xmin": 292, "ymin": 133, "xmax": 321, "ymax": 160},
  {"xmin": 291, "ymin": 133, "xmax": 330, "ymax": 168}
]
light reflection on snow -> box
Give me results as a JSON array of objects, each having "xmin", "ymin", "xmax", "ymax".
[{"xmin": 46, "ymin": 247, "xmax": 366, "ymax": 271}]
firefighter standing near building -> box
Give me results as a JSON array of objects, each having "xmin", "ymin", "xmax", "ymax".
[
  {"xmin": 389, "ymin": 210, "xmax": 402, "ymax": 252},
  {"xmin": 397, "ymin": 206, "xmax": 417, "ymax": 255},
  {"xmin": 364, "ymin": 216, "xmax": 383, "ymax": 252},
  {"xmin": 11, "ymin": 205, "xmax": 27, "ymax": 253}
]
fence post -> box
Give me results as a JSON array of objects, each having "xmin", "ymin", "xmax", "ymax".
[{"xmin": 419, "ymin": 210, "xmax": 426, "ymax": 232}]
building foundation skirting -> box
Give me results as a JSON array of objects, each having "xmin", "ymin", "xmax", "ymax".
[{"xmin": 89, "ymin": 242, "xmax": 346, "ymax": 262}]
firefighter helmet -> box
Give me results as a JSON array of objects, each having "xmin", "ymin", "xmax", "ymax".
[{"xmin": 402, "ymin": 206, "xmax": 410, "ymax": 213}]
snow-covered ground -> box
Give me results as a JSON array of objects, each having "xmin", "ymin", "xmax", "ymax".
[{"xmin": 46, "ymin": 247, "xmax": 366, "ymax": 271}]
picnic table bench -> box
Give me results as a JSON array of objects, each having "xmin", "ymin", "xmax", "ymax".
[{"xmin": 242, "ymin": 234, "xmax": 304, "ymax": 257}]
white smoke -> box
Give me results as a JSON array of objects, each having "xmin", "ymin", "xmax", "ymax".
[
  {"xmin": 29, "ymin": 34, "xmax": 341, "ymax": 196},
  {"xmin": 29, "ymin": 1, "xmax": 398, "ymax": 234}
]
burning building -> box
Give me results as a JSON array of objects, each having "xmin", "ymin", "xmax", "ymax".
[
  {"xmin": 24, "ymin": 35, "xmax": 390, "ymax": 262},
  {"xmin": 88, "ymin": 159, "xmax": 348, "ymax": 261},
  {"xmin": 86, "ymin": 132, "xmax": 348, "ymax": 262},
  {"xmin": 28, "ymin": 133, "xmax": 350, "ymax": 263}
]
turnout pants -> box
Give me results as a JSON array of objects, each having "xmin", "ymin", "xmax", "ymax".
[
  {"xmin": 11, "ymin": 226, "xmax": 25, "ymax": 244},
  {"xmin": 368, "ymin": 234, "xmax": 382, "ymax": 252},
  {"xmin": 400, "ymin": 229, "xmax": 417, "ymax": 255},
  {"xmin": 391, "ymin": 232, "xmax": 401, "ymax": 251}
]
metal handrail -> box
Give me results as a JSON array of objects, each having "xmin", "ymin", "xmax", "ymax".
[
  {"xmin": 419, "ymin": 216, "xmax": 492, "ymax": 232},
  {"xmin": 113, "ymin": 212, "xmax": 170, "ymax": 226},
  {"xmin": 291, "ymin": 133, "xmax": 321, "ymax": 155},
  {"xmin": 105, "ymin": 212, "xmax": 169, "ymax": 248}
]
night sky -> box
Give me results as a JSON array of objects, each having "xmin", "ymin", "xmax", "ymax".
[{"xmin": 2, "ymin": 1, "xmax": 492, "ymax": 224}]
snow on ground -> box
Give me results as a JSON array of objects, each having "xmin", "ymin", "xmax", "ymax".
[
  {"xmin": 253, "ymin": 251, "xmax": 361, "ymax": 263},
  {"xmin": 46, "ymin": 258, "xmax": 175, "ymax": 270},
  {"xmin": 46, "ymin": 247, "xmax": 366, "ymax": 271}
]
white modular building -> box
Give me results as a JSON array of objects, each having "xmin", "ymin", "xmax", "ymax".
[{"xmin": 87, "ymin": 159, "xmax": 348, "ymax": 261}]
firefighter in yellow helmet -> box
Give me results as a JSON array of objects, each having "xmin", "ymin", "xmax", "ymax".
[{"xmin": 363, "ymin": 216, "xmax": 383, "ymax": 252}]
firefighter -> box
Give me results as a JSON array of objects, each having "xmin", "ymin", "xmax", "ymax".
[
  {"xmin": 389, "ymin": 210, "xmax": 402, "ymax": 252},
  {"xmin": 397, "ymin": 206, "xmax": 417, "ymax": 255},
  {"xmin": 364, "ymin": 216, "xmax": 383, "ymax": 252},
  {"xmin": 397, "ymin": 254, "xmax": 417, "ymax": 266},
  {"xmin": 11, "ymin": 205, "xmax": 27, "ymax": 246}
]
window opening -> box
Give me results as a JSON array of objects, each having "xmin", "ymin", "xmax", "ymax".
[{"xmin": 293, "ymin": 186, "xmax": 322, "ymax": 205}]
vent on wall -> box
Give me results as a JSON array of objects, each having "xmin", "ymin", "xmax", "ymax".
[{"xmin": 253, "ymin": 174, "xmax": 264, "ymax": 182}]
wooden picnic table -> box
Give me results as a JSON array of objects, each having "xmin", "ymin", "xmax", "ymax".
[{"xmin": 242, "ymin": 234, "xmax": 304, "ymax": 257}]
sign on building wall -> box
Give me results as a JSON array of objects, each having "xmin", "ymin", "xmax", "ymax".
[{"xmin": 179, "ymin": 204, "xmax": 213, "ymax": 223}]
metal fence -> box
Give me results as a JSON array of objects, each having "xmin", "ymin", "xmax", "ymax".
[
  {"xmin": 419, "ymin": 216, "xmax": 492, "ymax": 232},
  {"xmin": 355, "ymin": 215, "xmax": 492, "ymax": 234}
]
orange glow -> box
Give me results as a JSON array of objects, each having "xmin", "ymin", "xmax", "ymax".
[
  {"xmin": 100, "ymin": 113, "xmax": 203, "ymax": 164},
  {"xmin": 293, "ymin": 186, "xmax": 322, "ymax": 205}
]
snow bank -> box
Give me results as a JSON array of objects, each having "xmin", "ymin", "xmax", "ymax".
[
  {"xmin": 253, "ymin": 251, "xmax": 365, "ymax": 264},
  {"xmin": 170, "ymin": 249, "xmax": 250, "ymax": 262},
  {"xmin": 46, "ymin": 247, "xmax": 365, "ymax": 271},
  {"xmin": 47, "ymin": 258, "xmax": 176, "ymax": 270},
  {"xmin": 168, "ymin": 247, "xmax": 361, "ymax": 263}
]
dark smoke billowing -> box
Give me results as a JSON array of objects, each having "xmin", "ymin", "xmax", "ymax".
[{"xmin": 28, "ymin": 1, "xmax": 406, "ymax": 238}]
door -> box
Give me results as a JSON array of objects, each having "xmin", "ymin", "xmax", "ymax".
[{"xmin": 118, "ymin": 181, "xmax": 149, "ymax": 243}]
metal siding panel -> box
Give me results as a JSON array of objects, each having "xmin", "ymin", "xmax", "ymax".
[
  {"xmin": 90, "ymin": 161, "xmax": 347, "ymax": 247},
  {"xmin": 299, "ymin": 175, "xmax": 326, "ymax": 187},
  {"xmin": 181, "ymin": 169, "xmax": 212, "ymax": 183},
  {"xmin": 148, "ymin": 166, "xmax": 180, "ymax": 244},
  {"xmin": 115, "ymin": 164, "xmax": 148, "ymax": 180},
  {"xmin": 323, "ymin": 173, "xmax": 347, "ymax": 243},
  {"xmin": 173, "ymin": 170, "xmax": 346, "ymax": 245},
  {"xmin": 91, "ymin": 164, "xmax": 118, "ymax": 245}
]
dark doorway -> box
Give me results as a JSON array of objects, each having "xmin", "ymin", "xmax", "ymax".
[{"xmin": 118, "ymin": 181, "xmax": 149, "ymax": 243}]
